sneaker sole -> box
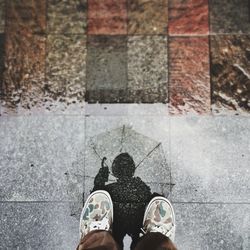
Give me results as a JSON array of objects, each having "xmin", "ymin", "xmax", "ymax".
[{"xmin": 79, "ymin": 190, "xmax": 114, "ymax": 238}]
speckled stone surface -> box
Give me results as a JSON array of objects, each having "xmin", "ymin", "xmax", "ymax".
[
  {"xmin": 170, "ymin": 116, "xmax": 250, "ymax": 203},
  {"xmin": 1, "ymin": 32, "xmax": 46, "ymax": 113},
  {"xmin": 128, "ymin": 36, "xmax": 168, "ymax": 103},
  {"xmin": 169, "ymin": 0, "xmax": 209, "ymax": 35},
  {"xmin": 175, "ymin": 203, "xmax": 250, "ymax": 250},
  {"xmin": 169, "ymin": 37, "xmax": 210, "ymax": 114},
  {"xmin": 0, "ymin": 34, "xmax": 4, "ymax": 94},
  {"xmin": 210, "ymin": 0, "xmax": 250, "ymax": 34},
  {"xmin": 88, "ymin": 0, "xmax": 127, "ymax": 35},
  {"xmin": 0, "ymin": 0, "xmax": 5, "ymax": 32},
  {"xmin": 128, "ymin": 0, "xmax": 168, "ymax": 35},
  {"xmin": 0, "ymin": 116, "xmax": 85, "ymax": 201},
  {"xmin": 0, "ymin": 203, "xmax": 79, "ymax": 249},
  {"xmin": 46, "ymin": 34, "xmax": 86, "ymax": 108},
  {"xmin": 86, "ymin": 36, "xmax": 127, "ymax": 103},
  {"xmin": 5, "ymin": 0, "xmax": 46, "ymax": 34},
  {"xmin": 211, "ymin": 35, "xmax": 250, "ymax": 114},
  {"xmin": 48, "ymin": 0, "xmax": 87, "ymax": 34}
]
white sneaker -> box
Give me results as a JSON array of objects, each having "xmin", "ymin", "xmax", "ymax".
[
  {"xmin": 141, "ymin": 196, "xmax": 176, "ymax": 242},
  {"xmin": 79, "ymin": 190, "xmax": 113, "ymax": 239}
]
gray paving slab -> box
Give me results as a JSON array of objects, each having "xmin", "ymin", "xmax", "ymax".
[
  {"xmin": 170, "ymin": 116, "xmax": 250, "ymax": 203},
  {"xmin": 0, "ymin": 202, "xmax": 79, "ymax": 250},
  {"xmin": 0, "ymin": 116, "xmax": 85, "ymax": 202},
  {"xmin": 174, "ymin": 203, "xmax": 250, "ymax": 250}
]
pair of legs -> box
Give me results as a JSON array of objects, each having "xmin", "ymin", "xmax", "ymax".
[{"xmin": 77, "ymin": 190, "xmax": 177, "ymax": 250}]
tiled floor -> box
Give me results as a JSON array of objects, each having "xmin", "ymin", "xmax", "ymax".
[{"xmin": 0, "ymin": 1, "xmax": 250, "ymax": 249}]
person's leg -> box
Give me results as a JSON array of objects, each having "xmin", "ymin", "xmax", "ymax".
[
  {"xmin": 135, "ymin": 196, "xmax": 177, "ymax": 250},
  {"xmin": 77, "ymin": 190, "xmax": 120, "ymax": 250}
]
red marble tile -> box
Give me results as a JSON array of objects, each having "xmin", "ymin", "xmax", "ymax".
[
  {"xmin": 2, "ymin": 1, "xmax": 46, "ymax": 113},
  {"xmin": 169, "ymin": 37, "xmax": 210, "ymax": 114},
  {"xmin": 88, "ymin": 0, "xmax": 127, "ymax": 35},
  {"xmin": 169, "ymin": 0, "xmax": 209, "ymax": 35}
]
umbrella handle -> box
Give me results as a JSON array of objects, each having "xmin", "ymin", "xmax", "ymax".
[{"xmin": 101, "ymin": 157, "xmax": 108, "ymax": 168}]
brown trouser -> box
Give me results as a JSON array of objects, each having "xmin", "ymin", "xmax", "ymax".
[{"xmin": 77, "ymin": 230, "xmax": 177, "ymax": 250}]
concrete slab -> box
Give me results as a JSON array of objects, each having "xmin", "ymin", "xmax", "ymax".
[
  {"xmin": 170, "ymin": 116, "xmax": 250, "ymax": 202},
  {"xmin": 0, "ymin": 202, "xmax": 79, "ymax": 249},
  {"xmin": 0, "ymin": 116, "xmax": 85, "ymax": 201},
  {"xmin": 174, "ymin": 203, "xmax": 250, "ymax": 250}
]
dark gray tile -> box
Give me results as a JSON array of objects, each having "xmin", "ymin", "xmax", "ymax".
[
  {"xmin": 210, "ymin": 0, "xmax": 250, "ymax": 34},
  {"xmin": 86, "ymin": 36, "xmax": 127, "ymax": 103},
  {"xmin": 0, "ymin": 116, "xmax": 85, "ymax": 201},
  {"xmin": 48, "ymin": 0, "xmax": 87, "ymax": 34},
  {"xmin": 174, "ymin": 203, "xmax": 250, "ymax": 250},
  {"xmin": 128, "ymin": 36, "xmax": 168, "ymax": 103},
  {"xmin": 0, "ymin": 0, "xmax": 5, "ymax": 32},
  {"xmin": 170, "ymin": 116, "xmax": 250, "ymax": 203},
  {"xmin": 0, "ymin": 202, "xmax": 79, "ymax": 250}
]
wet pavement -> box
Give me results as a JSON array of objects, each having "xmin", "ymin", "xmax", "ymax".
[{"xmin": 0, "ymin": 0, "xmax": 250, "ymax": 249}]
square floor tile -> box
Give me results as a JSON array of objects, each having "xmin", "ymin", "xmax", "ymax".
[
  {"xmin": 46, "ymin": 34, "xmax": 86, "ymax": 108},
  {"xmin": 169, "ymin": 0, "xmax": 209, "ymax": 35},
  {"xmin": 175, "ymin": 203, "xmax": 250, "ymax": 250},
  {"xmin": 170, "ymin": 116, "xmax": 250, "ymax": 203},
  {"xmin": 169, "ymin": 37, "xmax": 210, "ymax": 114},
  {"xmin": 86, "ymin": 36, "xmax": 127, "ymax": 103},
  {"xmin": 48, "ymin": 0, "xmax": 87, "ymax": 34},
  {"xmin": 210, "ymin": 35, "xmax": 250, "ymax": 114},
  {"xmin": 128, "ymin": 36, "xmax": 168, "ymax": 103},
  {"xmin": 0, "ymin": 116, "xmax": 85, "ymax": 201},
  {"xmin": 128, "ymin": 0, "xmax": 168, "ymax": 35},
  {"xmin": 6, "ymin": 0, "xmax": 46, "ymax": 34},
  {"xmin": 1, "ymin": 31, "xmax": 46, "ymax": 114},
  {"xmin": 0, "ymin": 34, "xmax": 4, "ymax": 93},
  {"xmin": 0, "ymin": 203, "xmax": 79, "ymax": 249},
  {"xmin": 210, "ymin": 0, "xmax": 250, "ymax": 34},
  {"xmin": 88, "ymin": 0, "xmax": 127, "ymax": 35},
  {"xmin": 0, "ymin": 0, "xmax": 5, "ymax": 32}
]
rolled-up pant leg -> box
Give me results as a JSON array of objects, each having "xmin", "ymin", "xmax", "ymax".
[
  {"xmin": 134, "ymin": 232, "xmax": 177, "ymax": 250},
  {"xmin": 77, "ymin": 230, "xmax": 120, "ymax": 250}
]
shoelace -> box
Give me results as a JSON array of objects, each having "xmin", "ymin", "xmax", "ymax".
[
  {"xmin": 89, "ymin": 217, "xmax": 110, "ymax": 232},
  {"xmin": 141, "ymin": 222, "xmax": 175, "ymax": 238}
]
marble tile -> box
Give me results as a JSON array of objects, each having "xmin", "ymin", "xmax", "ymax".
[
  {"xmin": 170, "ymin": 116, "xmax": 250, "ymax": 203},
  {"xmin": 5, "ymin": 0, "xmax": 46, "ymax": 34},
  {"xmin": 128, "ymin": 0, "xmax": 168, "ymax": 35},
  {"xmin": 48, "ymin": 0, "xmax": 87, "ymax": 34},
  {"xmin": 0, "ymin": 34, "xmax": 4, "ymax": 94},
  {"xmin": 86, "ymin": 36, "xmax": 127, "ymax": 103},
  {"xmin": 175, "ymin": 203, "xmax": 250, "ymax": 250},
  {"xmin": 169, "ymin": 0, "xmax": 209, "ymax": 35},
  {"xmin": 0, "ymin": 116, "xmax": 85, "ymax": 201},
  {"xmin": 0, "ymin": 0, "xmax": 5, "ymax": 32},
  {"xmin": 1, "ymin": 31, "xmax": 46, "ymax": 114},
  {"xmin": 128, "ymin": 36, "xmax": 168, "ymax": 103},
  {"xmin": 46, "ymin": 34, "xmax": 86, "ymax": 110},
  {"xmin": 211, "ymin": 35, "xmax": 250, "ymax": 114},
  {"xmin": 169, "ymin": 37, "xmax": 210, "ymax": 114},
  {"xmin": 210, "ymin": 0, "xmax": 250, "ymax": 34},
  {"xmin": 0, "ymin": 203, "xmax": 79, "ymax": 249},
  {"xmin": 88, "ymin": 0, "xmax": 127, "ymax": 35}
]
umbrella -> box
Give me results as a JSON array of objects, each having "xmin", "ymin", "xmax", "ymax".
[{"xmin": 86, "ymin": 125, "xmax": 171, "ymax": 184}]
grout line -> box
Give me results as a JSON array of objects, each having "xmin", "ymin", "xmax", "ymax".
[{"xmin": 172, "ymin": 201, "xmax": 250, "ymax": 205}]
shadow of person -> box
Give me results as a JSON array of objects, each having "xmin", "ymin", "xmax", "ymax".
[{"xmin": 92, "ymin": 153, "xmax": 152, "ymax": 250}]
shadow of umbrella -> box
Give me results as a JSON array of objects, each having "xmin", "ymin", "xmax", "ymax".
[{"xmin": 86, "ymin": 125, "xmax": 173, "ymax": 249}]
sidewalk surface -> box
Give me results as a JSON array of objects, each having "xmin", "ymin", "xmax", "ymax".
[{"xmin": 0, "ymin": 1, "xmax": 250, "ymax": 249}]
